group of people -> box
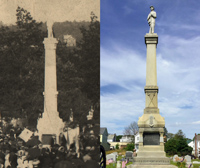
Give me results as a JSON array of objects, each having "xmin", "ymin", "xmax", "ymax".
[
  {"xmin": 0, "ymin": 126, "xmax": 80, "ymax": 168},
  {"xmin": 0, "ymin": 122, "xmax": 100, "ymax": 168}
]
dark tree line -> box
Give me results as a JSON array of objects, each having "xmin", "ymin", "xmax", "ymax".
[
  {"xmin": 0, "ymin": 7, "xmax": 100, "ymax": 129},
  {"xmin": 165, "ymin": 130, "xmax": 193, "ymax": 156}
]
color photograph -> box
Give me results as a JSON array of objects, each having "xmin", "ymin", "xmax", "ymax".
[{"xmin": 101, "ymin": 1, "xmax": 200, "ymax": 167}]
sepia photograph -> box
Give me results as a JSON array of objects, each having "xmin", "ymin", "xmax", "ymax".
[
  {"xmin": 0, "ymin": 0, "xmax": 100, "ymax": 167},
  {"xmin": 101, "ymin": 0, "xmax": 200, "ymax": 167}
]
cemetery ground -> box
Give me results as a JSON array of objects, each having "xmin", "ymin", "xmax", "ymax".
[
  {"xmin": 106, "ymin": 148, "xmax": 200, "ymax": 168},
  {"xmin": 106, "ymin": 148, "xmax": 133, "ymax": 168}
]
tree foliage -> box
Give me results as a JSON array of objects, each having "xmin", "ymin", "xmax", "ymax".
[
  {"xmin": 165, "ymin": 130, "xmax": 193, "ymax": 156},
  {"xmin": 116, "ymin": 144, "xmax": 119, "ymax": 149},
  {"xmin": 116, "ymin": 135, "xmax": 123, "ymax": 142},
  {"xmin": 0, "ymin": 8, "xmax": 100, "ymax": 129},
  {"xmin": 125, "ymin": 143, "xmax": 135, "ymax": 151},
  {"xmin": 0, "ymin": 7, "xmax": 45, "ymax": 126},
  {"xmin": 76, "ymin": 12, "xmax": 100, "ymax": 107}
]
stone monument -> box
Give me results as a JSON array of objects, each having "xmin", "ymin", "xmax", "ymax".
[
  {"xmin": 37, "ymin": 20, "xmax": 65, "ymax": 144},
  {"xmin": 127, "ymin": 6, "xmax": 177, "ymax": 168}
]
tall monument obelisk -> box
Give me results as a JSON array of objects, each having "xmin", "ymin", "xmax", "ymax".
[
  {"xmin": 37, "ymin": 20, "xmax": 64, "ymax": 144},
  {"xmin": 128, "ymin": 6, "xmax": 177, "ymax": 168}
]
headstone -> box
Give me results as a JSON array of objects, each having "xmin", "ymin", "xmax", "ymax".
[
  {"xmin": 185, "ymin": 155, "xmax": 191, "ymax": 163},
  {"xmin": 185, "ymin": 155, "xmax": 192, "ymax": 167},
  {"xmin": 125, "ymin": 151, "xmax": 133, "ymax": 161},
  {"xmin": 116, "ymin": 161, "xmax": 121, "ymax": 168},
  {"xmin": 106, "ymin": 153, "xmax": 117, "ymax": 162},
  {"xmin": 112, "ymin": 152, "xmax": 118, "ymax": 158},
  {"xmin": 173, "ymin": 154, "xmax": 179, "ymax": 162}
]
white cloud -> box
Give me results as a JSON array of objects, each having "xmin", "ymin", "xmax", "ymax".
[
  {"xmin": 101, "ymin": 34, "xmax": 200, "ymax": 138},
  {"xmin": 192, "ymin": 121, "xmax": 200, "ymax": 125},
  {"xmin": 101, "ymin": 43, "xmax": 146, "ymax": 88}
]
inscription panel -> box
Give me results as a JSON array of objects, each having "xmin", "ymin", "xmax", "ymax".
[
  {"xmin": 143, "ymin": 132, "xmax": 160, "ymax": 145},
  {"xmin": 133, "ymin": 158, "xmax": 170, "ymax": 165}
]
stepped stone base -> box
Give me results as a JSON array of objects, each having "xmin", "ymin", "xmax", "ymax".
[
  {"xmin": 127, "ymin": 165, "xmax": 178, "ymax": 168},
  {"xmin": 127, "ymin": 157, "xmax": 177, "ymax": 168},
  {"xmin": 133, "ymin": 157, "xmax": 170, "ymax": 164}
]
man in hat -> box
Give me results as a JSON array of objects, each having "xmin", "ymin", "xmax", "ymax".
[{"xmin": 147, "ymin": 6, "xmax": 157, "ymax": 34}]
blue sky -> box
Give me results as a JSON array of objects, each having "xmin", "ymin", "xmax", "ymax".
[{"xmin": 100, "ymin": 0, "xmax": 200, "ymax": 139}]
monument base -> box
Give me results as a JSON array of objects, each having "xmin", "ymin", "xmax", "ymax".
[
  {"xmin": 37, "ymin": 111, "xmax": 65, "ymax": 144},
  {"xmin": 133, "ymin": 157, "xmax": 170, "ymax": 165},
  {"xmin": 128, "ymin": 156, "xmax": 177, "ymax": 168},
  {"xmin": 127, "ymin": 165, "xmax": 177, "ymax": 168},
  {"xmin": 128, "ymin": 145, "xmax": 178, "ymax": 168}
]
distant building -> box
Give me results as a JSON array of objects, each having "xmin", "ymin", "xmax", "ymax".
[
  {"xmin": 188, "ymin": 135, "xmax": 200, "ymax": 156},
  {"xmin": 120, "ymin": 135, "xmax": 133, "ymax": 143},
  {"xmin": 135, "ymin": 133, "xmax": 139, "ymax": 152},
  {"xmin": 100, "ymin": 127, "xmax": 110, "ymax": 151},
  {"xmin": 107, "ymin": 134, "xmax": 116, "ymax": 142},
  {"xmin": 63, "ymin": 34, "xmax": 76, "ymax": 47}
]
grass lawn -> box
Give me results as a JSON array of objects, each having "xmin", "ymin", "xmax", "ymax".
[
  {"xmin": 191, "ymin": 159, "xmax": 200, "ymax": 168},
  {"xmin": 106, "ymin": 148, "xmax": 127, "ymax": 155},
  {"xmin": 170, "ymin": 159, "xmax": 200, "ymax": 168}
]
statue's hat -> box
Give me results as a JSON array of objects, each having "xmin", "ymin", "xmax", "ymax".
[{"xmin": 150, "ymin": 6, "xmax": 154, "ymax": 9}]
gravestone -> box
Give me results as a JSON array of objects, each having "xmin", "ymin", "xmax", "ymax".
[
  {"xmin": 125, "ymin": 151, "xmax": 133, "ymax": 161},
  {"xmin": 185, "ymin": 155, "xmax": 191, "ymax": 163},
  {"xmin": 111, "ymin": 152, "xmax": 118, "ymax": 161},
  {"xmin": 173, "ymin": 155, "xmax": 179, "ymax": 162},
  {"xmin": 116, "ymin": 161, "xmax": 122, "ymax": 168},
  {"xmin": 106, "ymin": 153, "xmax": 117, "ymax": 162},
  {"xmin": 185, "ymin": 155, "xmax": 192, "ymax": 167},
  {"xmin": 112, "ymin": 152, "xmax": 118, "ymax": 156}
]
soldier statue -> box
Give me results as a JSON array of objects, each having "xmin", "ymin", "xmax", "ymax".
[{"xmin": 147, "ymin": 6, "xmax": 156, "ymax": 34}]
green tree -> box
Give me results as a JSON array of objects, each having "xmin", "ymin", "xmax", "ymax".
[
  {"xmin": 126, "ymin": 143, "xmax": 135, "ymax": 151},
  {"xmin": 116, "ymin": 144, "xmax": 119, "ymax": 149},
  {"xmin": 76, "ymin": 12, "xmax": 100, "ymax": 107},
  {"xmin": 116, "ymin": 135, "xmax": 123, "ymax": 142},
  {"xmin": 165, "ymin": 138, "xmax": 178, "ymax": 155},
  {"xmin": 165, "ymin": 130, "xmax": 193, "ymax": 156},
  {"xmin": 56, "ymin": 13, "xmax": 100, "ymax": 127},
  {"xmin": 0, "ymin": 7, "xmax": 45, "ymax": 126},
  {"xmin": 174, "ymin": 130, "xmax": 186, "ymax": 139}
]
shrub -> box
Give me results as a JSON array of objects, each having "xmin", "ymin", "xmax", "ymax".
[
  {"xmin": 126, "ymin": 143, "xmax": 135, "ymax": 151},
  {"xmin": 176, "ymin": 161, "xmax": 186, "ymax": 168},
  {"xmin": 116, "ymin": 144, "xmax": 119, "ymax": 149}
]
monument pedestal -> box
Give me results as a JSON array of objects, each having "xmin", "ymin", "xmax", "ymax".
[{"xmin": 37, "ymin": 112, "xmax": 64, "ymax": 144}]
